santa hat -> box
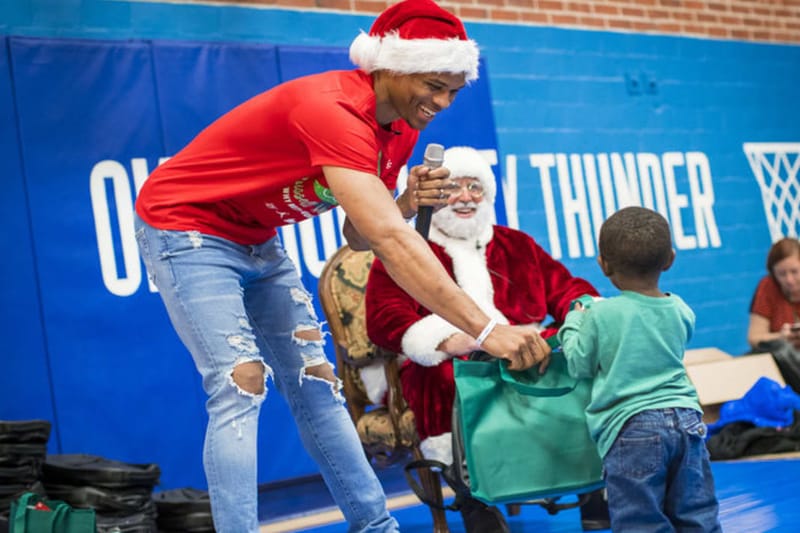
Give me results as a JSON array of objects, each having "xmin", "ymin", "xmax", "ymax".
[
  {"xmin": 442, "ymin": 146, "xmax": 496, "ymax": 203},
  {"xmin": 349, "ymin": 0, "xmax": 480, "ymax": 82}
]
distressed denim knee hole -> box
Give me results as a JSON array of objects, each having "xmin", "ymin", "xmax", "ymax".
[
  {"xmin": 301, "ymin": 361, "xmax": 345, "ymax": 402},
  {"xmin": 293, "ymin": 325, "xmax": 322, "ymax": 343},
  {"xmin": 290, "ymin": 287, "xmax": 317, "ymax": 318},
  {"xmin": 229, "ymin": 358, "xmax": 269, "ymax": 397}
]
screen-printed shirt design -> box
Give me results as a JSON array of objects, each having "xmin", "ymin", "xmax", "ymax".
[{"xmin": 266, "ymin": 177, "xmax": 338, "ymax": 225}]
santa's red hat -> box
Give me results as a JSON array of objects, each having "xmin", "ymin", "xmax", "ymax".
[{"xmin": 349, "ymin": 0, "xmax": 480, "ymax": 82}]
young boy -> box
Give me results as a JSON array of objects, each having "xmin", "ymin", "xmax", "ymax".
[{"xmin": 557, "ymin": 206, "xmax": 722, "ymax": 531}]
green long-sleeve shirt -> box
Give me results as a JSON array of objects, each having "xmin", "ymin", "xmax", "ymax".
[{"xmin": 558, "ymin": 291, "xmax": 702, "ymax": 458}]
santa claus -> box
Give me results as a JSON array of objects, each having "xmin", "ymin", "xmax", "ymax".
[
  {"xmin": 366, "ymin": 145, "xmax": 599, "ymax": 457},
  {"xmin": 362, "ymin": 146, "xmax": 597, "ymax": 533},
  {"xmin": 364, "ymin": 146, "xmax": 600, "ymax": 532}
]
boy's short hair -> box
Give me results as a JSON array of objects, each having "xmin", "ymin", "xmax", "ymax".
[{"xmin": 599, "ymin": 206, "xmax": 673, "ymax": 276}]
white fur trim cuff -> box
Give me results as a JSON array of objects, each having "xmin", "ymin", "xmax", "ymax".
[
  {"xmin": 401, "ymin": 314, "xmax": 461, "ymax": 367},
  {"xmin": 359, "ymin": 363, "xmax": 388, "ymax": 406},
  {"xmin": 420, "ymin": 433, "xmax": 453, "ymax": 465},
  {"xmin": 349, "ymin": 32, "xmax": 479, "ymax": 82}
]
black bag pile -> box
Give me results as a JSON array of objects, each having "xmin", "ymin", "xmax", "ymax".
[
  {"xmin": 42, "ymin": 454, "xmax": 161, "ymax": 533},
  {"xmin": 0, "ymin": 420, "xmax": 51, "ymax": 533},
  {"xmin": 753, "ymin": 339, "xmax": 800, "ymax": 394},
  {"xmin": 706, "ymin": 412, "xmax": 800, "ymax": 460},
  {"xmin": 153, "ymin": 487, "xmax": 214, "ymax": 532}
]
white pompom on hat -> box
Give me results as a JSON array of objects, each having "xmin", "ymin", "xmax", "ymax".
[
  {"xmin": 349, "ymin": 0, "xmax": 480, "ymax": 82},
  {"xmin": 442, "ymin": 146, "xmax": 496, "ymax": 203}
]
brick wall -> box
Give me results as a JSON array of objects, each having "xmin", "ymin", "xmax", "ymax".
[{"xmin": 211, "ymin": 0, "xmax": 800, "ymax": 44}]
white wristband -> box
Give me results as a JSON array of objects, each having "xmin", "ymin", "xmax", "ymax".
[{"xmin": 475, "ymin": 318, "xmax": 498, "ymax": 348}]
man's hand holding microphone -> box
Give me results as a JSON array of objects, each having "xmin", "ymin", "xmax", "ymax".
[{"xmin": 397, "ymin": 143, "xmax": 452, "ymax": 224}]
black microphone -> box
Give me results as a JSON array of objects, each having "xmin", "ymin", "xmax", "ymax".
[{"xmin": 415, "ymin": 143, "xmax": 445, "ymax": 239}]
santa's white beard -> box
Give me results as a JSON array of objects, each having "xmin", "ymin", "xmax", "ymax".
[{"xmin": 431, "ymin": 200, "xmax": 493, "ymax": 240}]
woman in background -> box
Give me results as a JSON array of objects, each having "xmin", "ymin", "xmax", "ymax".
[
  {"xmin": 748, "ymin": 237, "xmax": 800, "ymax": 349},
  {"xmin": 748, "ymin": 237, "xmax": 800, "ymax": 393}
]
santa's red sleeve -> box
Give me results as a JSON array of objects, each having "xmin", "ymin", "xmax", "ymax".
[
  {"xmin": 365, "ymin": 246, "xmax": 460, "ymax": 367},
  {"xmin": 486, "ymin": 226, "xmax": 598, "ymax": 337},
  {"xmin": 533, "ymin": 242, "xmax": 599, "ymax": 323}
]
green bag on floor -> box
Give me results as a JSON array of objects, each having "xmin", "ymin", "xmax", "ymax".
[
  {"xmin": 10, "ymin": 492, "xmax": 96, "ymax": 533},
  {"xmin": 451, "ymin": 352, "xmax": 604, "ymax": 504}
]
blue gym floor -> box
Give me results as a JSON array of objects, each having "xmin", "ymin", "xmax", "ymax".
[{"xmin": 258, "ymin": 455, "xmax": 800, "ymax": 532}]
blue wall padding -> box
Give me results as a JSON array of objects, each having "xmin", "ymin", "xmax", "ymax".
[
  {"xmin": 152, "ymin": 41, "xmax": 281, "ymax": 153},
  {"xmin": 0, "ymin": 35, "xmax": 501, "ymax": 489},
  {"xmin": 467, "ymin": 23, "xmax": 800, "ymax": 349},
  {"xmin": 0, "ymin": 36, "xmax": 59, "ymax": 449},
  {"xmin": 2, "ymin": 0, "xmax": 799, "ymax": 491}
]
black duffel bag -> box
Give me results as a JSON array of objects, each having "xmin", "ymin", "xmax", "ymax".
[
  {"xmin": 0, "ymin": 420, "xmax": 51, "ymax": 444},
  {"xmin": 45, "ymin": 484, "xmax": 153, "ymax": 515},
  {"xmin": 43, "ymin": 454, "xmax": 160, "ymax": 489},
  {"xmin": 153, "ymin": 488, "xmax": 214, "ymax": 533},
  {"xmin": 753, "ymin": 339, "xmax": 800, "ymax": 394}
]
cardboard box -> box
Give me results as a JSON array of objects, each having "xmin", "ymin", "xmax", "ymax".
[
  {"xmin": 684, "ymin": 348, "xmax": 785, "ymax": 424},
  {"xmin": 683, "ymin": 347, "xmax": 732, "ymax": 366}
]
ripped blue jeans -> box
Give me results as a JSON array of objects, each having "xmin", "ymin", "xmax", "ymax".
[
  {"xmin": 603, "ymin": 407, "xmax": 721, "ymax": 532},
  {"xmin": 134, "ymin": 216, "xmax": 398, "ymax": 533}
]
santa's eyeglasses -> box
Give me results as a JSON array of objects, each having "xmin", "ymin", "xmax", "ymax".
[{"xmin": 443, "ymin": 180, "xmax": 484, "ymax": 199}]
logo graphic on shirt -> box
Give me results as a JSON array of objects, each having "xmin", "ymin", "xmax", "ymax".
[
  {"xmin": 273, "ymin": 177, "xmax": 339, "ymax": 224},
  {"xmin": 313, "ymin": 180, "xmax": 338, "ymax": 206}
]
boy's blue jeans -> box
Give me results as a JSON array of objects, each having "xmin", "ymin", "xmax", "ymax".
[
  {"xmin": 604, "ymin": 407, "xmax": 721, "ymax": 532},
  {"xmin": 135, "ymin": 216, "xmax": 398, "ymax": 533}
]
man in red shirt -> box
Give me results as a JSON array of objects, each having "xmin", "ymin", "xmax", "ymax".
[{"xmin": 134, "ymin": 1, "xmax": 550, "ymax": 531}]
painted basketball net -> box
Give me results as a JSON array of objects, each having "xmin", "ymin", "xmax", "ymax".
[{"xmin": 743, "ymin": 142, "xmax": 800, "ymax": 242}]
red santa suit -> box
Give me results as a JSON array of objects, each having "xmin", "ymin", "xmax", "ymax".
[{"xmin": 364, "ymin": 147, "xmax": 598, "ymax": 461}]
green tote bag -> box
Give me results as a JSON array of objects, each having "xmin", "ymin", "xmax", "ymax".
[
  {"xmin": 452, "ymin": 352, "xmax": 604, "ymax": 505},
  {"xmin": 10, "ymin": 492, "xmax": 96, "ymax": 533}
]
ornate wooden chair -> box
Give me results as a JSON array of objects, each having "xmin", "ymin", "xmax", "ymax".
[{"xmin": 318, "ymin": 244, "xmax": 449, "ymax": 532}]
